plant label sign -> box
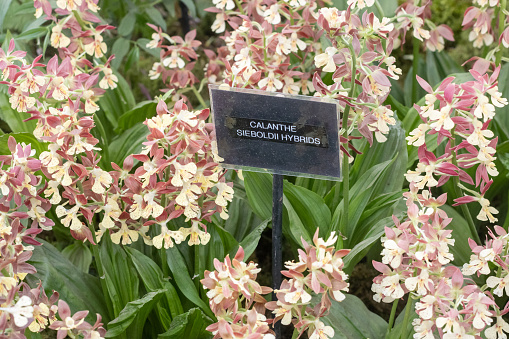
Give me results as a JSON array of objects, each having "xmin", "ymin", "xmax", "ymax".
[{"xmin": 209, "ymin": 85, "xmax": 341, "ymax": 180}]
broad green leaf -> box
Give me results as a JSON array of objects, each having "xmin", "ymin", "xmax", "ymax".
[
  {"xmin": 0, "ymin": 0, "xmax": 13, "ymax": 33},
  {"xmin": 239, "ymin": 218, "xmax": 270, "ymax": 259},
  {"xmin": 115, "ymin": 101, "xmax": 156, "ymax": 134},
  {"xmin": 244, "ymin": 171, "xmax": 273, "ymax": 220},
  {"xmin": 158, "ymin": 308, "xmax": 213, "ymax": 339},
  {"xmin": 145, "ymin": 7, "xmax": 167, "ymax": 31},
  {"xmin": 100, "ymin": 236, "xmax": 139, "ymax": 317},
  {"xmin": 15, "ymin": 27, "xmax": 47, "ymax": 40},
  {"xmin": 0, "ymin": 93, "xmax": 37, "ymax": 133},
  {"xmin": 26, "ymin": 240, "xmax": 109, "ymax": 323},
  {"xmin": 106, "ymin": 290, "xmax": 165, "ymax": 338},
  {"xmin": 322, "ymin": 294, "xmax": 387, "ymax": 339},
  {"xmin": 61, "ymin": 242, "xmax": 92, "ymax": 273},
  {"xmin": 111, "ymin": 38, "xmax": 131, "ymax": 70},
  {"xmin": 109, "ymin": 124, "xmax": 149, "ymax": 166},
  {"xmin": 343, "ymin": 216, "xmax": 394, "ymax": 272},
  {"xmin": 441, "ymin": 204, "xmax": 474, "ymax": 266},
  {"xmin": 331, "ymin": 158, "xmax": 395, "ymax": 247},
  {"xmin": 0, "ymin": 133, "xmax": 48, "ymax": 156},
  {"xmin": 124, "ymin": 45, "xmax": 140, "ymax": 71},
  {"xmin": 117, "ymin": 11, "xmax": 137, "ymax": 37},
  {"xmin": 125, "ymin": 247, "xmax": 183, "ymax": 322},
  {"xmin": 283, "ymin": 181, "xmax": 331, "ymax": 238},
  {"xmin": 166, "ymin": 246, "xmax": 215, "ymax": 319},
  {"xmin": 495, "ymin": 63, "xmax": 509, "ymax": 140},
  {"xmin": 283, "ymin": 195, "xmax": 312, "ymax": 244}
]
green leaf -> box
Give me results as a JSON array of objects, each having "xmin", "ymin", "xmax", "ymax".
[
  {"xmin": 100, "ymin": 236, "xmax": 139, "ymax": 317},
  {"xmin": 106, "ymin": 290, "xmax": 165, "ymax": 338},
  {"xmin": 125, "ymin": 247, "xmax": 183, "ymax": 322},
  {"xmin": 111, "ymin": 38, "xmax": 131, "ymax": 70},
  {"xmin": 166, "ymin": 246, "xmax": 215, "ymax": 319},
  {"xmin": 158, "ymin": 308, "xmax": 213, "ymax": 339},
  {"xmin": 284, "ymin": 181, "xmax": 331, "ymax": 237},
  {"xmin": 0, "ymin": 133, "xmax": 48, "ymax": 156},
  {"xmin": 342, "ymin": 216, "xmax": 395, "ymax": 272},
  {"xmin": 239, "ymin": 218, "xmax": 270, "ymax": 259},
  {"xmin": 26, "ymin": 240, "xmax": 109, "ymax": 324},
  {"xmin": 61, "ymin": 242, "xmax": 92, "ymax": 273},
  {"xmin": 331, "ymin": 158, "xmax": 395, "ymax": 248},
  {"xmin": 322, "ymin": 294, "xmax": 387, "ymax": 339},
  {"xmin": 117, "ymin": 10, "xmax": 137, "ymax": 37},
  {"xmin": 0, "ymin": 0, "xmax": 13, "ymax": 33},
  {"xmin": 109, "ymin": 124, "xmax": 149, "ymax": 166},
  {"xmin": 0, "ymin": 93, "xmax": 37, "ymax": 133},
  {"xmin": 15, "ymin": 27, "xmax": 47, "ymax": 40},
  {"xmin": 441, "ymin": 204, "xmax": 474, "ymax": 266},
  {"xmin": 145, "ymin": 7, "xmax": 167, "ymax": 31},
  {"xmin": 495, "ymin": 63, "xmax": 509, "ymax": 140},
  {"xmin": 244, "ymin": 171, "xmax": 273, "ymax": 220},
  {"xmin": 115, "ymin": 100, "xmax": 157, "ymax": 134},
  {"xmin": 124, "ymin": 45, "xmax": 140, "ymax": 72}
]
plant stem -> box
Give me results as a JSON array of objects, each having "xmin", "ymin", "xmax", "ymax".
[
  {"xmin": 374, "ymin": 0, "xmax": 385, "ymax": 17},
  {"xmin": 334, "ymin": 44, "xmax": 357, "ymax": 248},
  {"xmin": 233, "ymin": 0, "xmax": 245, "ymax": 15},
  {"xmin": 400, "ymin": 296, "xmax": 414, "ymax": 339},
  {"xmin": 450, "ymin": 136, "xmax": 481, "ymax": 244},
  {"xmin": 386, "ymin": 299, "xmax": 399, "ymax": 336},
  {"xmin": 412, "ymin": 38, "xmax": 420, "ymax": 105},
  {"xmin": 496, "ymin": 0, "xmax": 507, "ymax": 65},
  {"xmin": 192, "ymin": 85, "xmax": 207, "ymax": 108},
  {"xmin": 87, "ymin": 222, "xmax": 114, "ymax": 320}
]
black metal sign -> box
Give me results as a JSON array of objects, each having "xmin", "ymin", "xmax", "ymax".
[{"xmin": 209, "ymin": 85, "xmax": 341, "ymax": 180}]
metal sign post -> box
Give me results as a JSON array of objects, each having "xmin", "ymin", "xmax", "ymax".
[
  {"xmin": 209, "ymin": 85, "xmax": 341, "ymax": 338},
  {"xmin": 271, "ymin": 174, "xmax": 284, "ymax": 338}
]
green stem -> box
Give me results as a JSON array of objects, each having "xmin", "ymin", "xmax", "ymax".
[
  {"xmin": 496, "ymin": 0, "xmax": 507, "ymax": 65},
  {"xmin": 374, "ymin": 0, "xmax": 385, "ymax": 17},
  {"xmin": 233, "ymin": 0, "xmax": 245, "ymax": 15},
  {"xmin": 412, "ymin": 38, "xmax": 420, "ymax": 105},
  {"xmin": 87, "ymin": 222, "xmax": 114, "ymax": 320},
  {"xmin": 450, "ymin": 135, "xmax": 481, "ymax": 244},
  {"xmin": 333, "ymin": 44, "xmax": 357, "ymax": 248},
  {"xmin": 400, "ymin": 296, "xmax": 414, "ymax": 339},
  {"xmin": 386, "ymin": 299, "xmax": 399, "ymax": 337},
  {"xmin": 192, "ymin": 85, "xmax": 207, "ymax": 108}
]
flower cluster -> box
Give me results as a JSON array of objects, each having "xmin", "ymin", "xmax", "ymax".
[
  {"xmin": 0, "ymin": 141, "xmax": 105, "ymax": 337},
  {"xmin": 145, "ymin": 27, "xmax": 208, "ymax": 106},
  {"xmin": 266, "ymin": 230, "xmax": 350, "ymax": 339},
  {"xmin": 35, "ymin": 0, "xmax": 116, "ymax": 89},
  {"xmin": 201, "ymin": 247, "xmax": 274, "ymax": 339},
  {"xmin": 202, "ymin": 231, "xmax": 350, "ymax": 339},
  {"xmin": 392, "ymin": 0, "xmax": 454, "ymax": 51},
  {"xmin": 314, "ymin": 7, "xmax": 400, "ymax": 145},
  {"xmin": 462, "ymin": 0, "xmax": 508, "ymax": 56},
  {"xmin": 95, "ymin": 99, "xmax": 233, "ymax": 247},
  {"xmin": 372, "ymin": 188, "xmax": 502, "ymax": 338},
  {"xmin": 405, "ymin": 66, "xmax": 507, "ymax": 222}
]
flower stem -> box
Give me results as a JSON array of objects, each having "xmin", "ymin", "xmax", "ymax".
[
  {"xmin": 386, "ymin": 299, "xmax": 399, "ymax": 336},
  {"xmin": 400, "ymin": 296, "xmax": 414, "ymax": 339},
  {"xmin": 334, "ymin": 44, "xmax": 357, "ymax": 248},
  {"xmin": 87, "ymin": 222, "xmax": 114, "ymax": 320},
  {"xmin": 412, "ymin": 38, "xmax": 420, "ymax": 105},
  {"xmin": 233, "ymin": 0, "xmax": 245, "ymax": 15},
  {"xmin": 374, "ymin": 0, "xmax": 385, "ymax": 17},
  {"xmin": 450, "ymin": 136, "xmax": 481, "ymax": 244},
  {"xmin": 496, "ymin": 0, "xmax": 507, "ymax": 65},
  {"xmin": 192, "ymin": 85, "xmax": 207, "ymax": 108}
]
